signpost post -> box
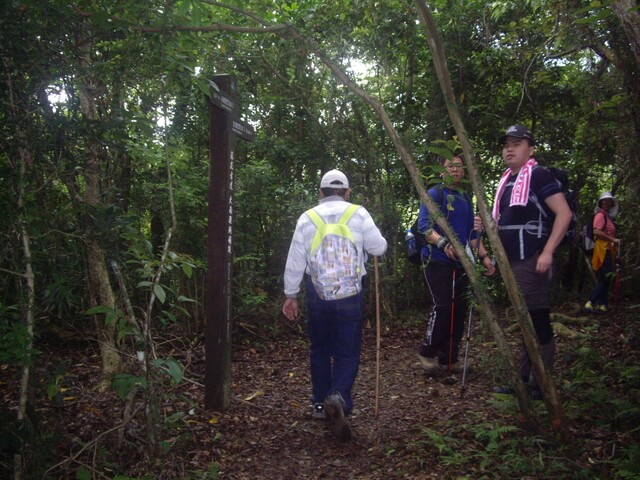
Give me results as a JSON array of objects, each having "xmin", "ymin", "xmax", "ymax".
[{"xmin": 205, "ymin": 74, "xmax": 254, "ymax": 411}]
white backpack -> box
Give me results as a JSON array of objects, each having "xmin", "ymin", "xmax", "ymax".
[{"xmin": 306, "ymin": 204, "xmax": 361, "ymax": 301}]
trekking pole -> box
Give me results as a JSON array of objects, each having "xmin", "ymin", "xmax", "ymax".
[
  {"xmin": 460, "ymin": 303, "xmax": 473, "ymax": 397},
  {"xmin": 448, "ymin": 268, "xmax": 456, "ymax": 375},
  {"xmin": 374, "ymin": 256, "xmax": 381, "ymax": 418}
]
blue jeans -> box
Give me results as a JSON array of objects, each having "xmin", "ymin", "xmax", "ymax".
[{"xmin": 305, "ymin": 276, "xmax": 363, "ymax": 414}]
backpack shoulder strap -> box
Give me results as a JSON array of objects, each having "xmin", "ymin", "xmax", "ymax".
[
  {"xmin": 338, "ymin": 204, "xmax": 360, "ymax": 224},
  {"xmin": 307, "ymin": 204, "xmax": 360, "ymax": 253},
  {"xmin": 427, "ymin": 184, "xmax": 445, "ymax": 219},
  {"xmin": 306, "ymin": 209, "xmax": 326, "ymax": 253},
  {"xmin": 306, "ymin": 204, "xmax": 360, "ymax": 227},
  {"xmin": 305, "ymin": 208, "xmax": 325, "ymax": 229},
  {"xmin": 435, "ymin": 184, "xmax": 472, "ymax": 212},
  {"xmin": 434, "ymin": 184, "xmax": 444, "ymax": 205}
]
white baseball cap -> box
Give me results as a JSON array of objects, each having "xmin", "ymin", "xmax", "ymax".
[{"xmin": 320, "ymin": 169, "xmax": 349, "ymax": 189}]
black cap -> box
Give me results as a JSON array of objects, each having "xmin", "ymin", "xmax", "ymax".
[{"xmin": 499, "ymin": 125, "xmax": 535, "ymax": 145}]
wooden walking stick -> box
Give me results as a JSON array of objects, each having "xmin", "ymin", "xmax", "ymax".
[{"xmin": 374, "ymin": 256, "xmax": 381, "ymax": 418}]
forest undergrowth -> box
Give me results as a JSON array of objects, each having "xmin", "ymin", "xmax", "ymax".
[{"xmin": 1, "ymin": 302, "xmax": 640, "ymax": 479}]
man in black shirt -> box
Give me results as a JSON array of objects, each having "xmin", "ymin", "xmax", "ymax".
[{"xmin": 492, "ymin": 125, "xmax": 573, "ymax": 399}]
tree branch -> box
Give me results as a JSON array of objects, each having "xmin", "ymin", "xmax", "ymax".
[{"xmin": 136, "ymin": 23, "xmax": 288, "ymax": 34}]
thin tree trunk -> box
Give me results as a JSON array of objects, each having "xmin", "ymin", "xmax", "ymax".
[
  {"xmin": 75, "ymin": 25, "xmax": 122, "ymax": 387},
  {"xmin": 14, "ymin": 151, "xmax": 35, "ymax": 480},
  {"xmin": 4, "ymin": 57, "xmax": 36, "ymax": 480}
]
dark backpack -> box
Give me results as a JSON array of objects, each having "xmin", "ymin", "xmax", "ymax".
[
  {"xmin": 579, "ymin": 211, "xmax": 607, "ymax": 257},
  {"xmin": 405, "ymin": 185, "xmax": 471, "ymax": 265},
  {"xmin": 405, "ymin": 219, "xmax": 427, "ymax": 265},
  {"xmin": 538, "ymin": 166, "xmax": 578, "ymax": 245}
]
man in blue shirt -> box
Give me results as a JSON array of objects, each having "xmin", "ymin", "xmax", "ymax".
[{"xmin": 416, "ymin": 156, "xmax": 495, "ymax": 376}]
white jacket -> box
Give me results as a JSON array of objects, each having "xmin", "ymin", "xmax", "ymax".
[{"xmin": 283, "ymin": 196, "xmax": 387, "ymax": 298}]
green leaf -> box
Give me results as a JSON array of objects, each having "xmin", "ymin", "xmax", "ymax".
[
  {"xmin": 46, "ymin": 383, "xmax": 59, "ymax": 399},
  {"xmin": 177, "ymin": 295, "xmax": 197, "ymax": 303},
  {"xmin": 194, "ymin": 77, "xmax": 212, "ymax": 99},
  {"xmin": 152, "ymin": 358, "xmax": 183, "ymax": 384},
  {"xmin": 181, "ymin": 262, "xmax": 193, "ymax": 278},
  {"xmin": 160, "ymin": 310, "xmax": 177, "ymax": 323},
  {"xmin": 85, "ymin": 305, "xmax": 115, "ymax": 315},
  {"xmin": 112, "ymin": 374, "xmax": 147, "ymax": 399},
  {"xmin": 425, "ymin": 146, "xmax": 454, "ymax": 158},
  {"xmin": 154, "ymin": 284, "xmax": 166, "ymax": 304},
  {"xmin": 75, "ymin": 466, "xmax": 91, "ymax": 480}
]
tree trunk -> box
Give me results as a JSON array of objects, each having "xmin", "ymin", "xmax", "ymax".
[
  {"xmin": 613, "ymin": 0, "xmax": 640, "ymax": 67},
  {"xmin": 75, "ymin": 24, "xmax": 122, "ymax": 387},
  {"xmin": 85, "ymin": 241, "xmax": 122, "ymax": 384},
  {"xmin": 4, "ymin": 55, "xmax": 37, "ymax": 480}
]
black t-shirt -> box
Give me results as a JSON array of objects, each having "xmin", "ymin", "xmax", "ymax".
[{"xmin": 497, "ymin": 167, "xmax": 561, "ymax": 260}]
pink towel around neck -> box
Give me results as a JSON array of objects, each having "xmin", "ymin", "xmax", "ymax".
[{"xmin": 492, "ymin": 158, "xmax": 538, "ymax": 220}]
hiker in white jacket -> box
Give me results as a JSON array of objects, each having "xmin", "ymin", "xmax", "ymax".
[{"xmin": 282, "ymin": 169, "xmax": 386, "ymax": 441}]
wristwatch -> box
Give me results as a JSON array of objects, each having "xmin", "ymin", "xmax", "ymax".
[{"xmin": 436, "ymin": 237, "xmax": 450, "ymax": 250}]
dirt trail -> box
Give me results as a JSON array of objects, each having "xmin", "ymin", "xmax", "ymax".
[{"xmin": 202, "ymin": 322, "xmax": 501, "ymax": 479}]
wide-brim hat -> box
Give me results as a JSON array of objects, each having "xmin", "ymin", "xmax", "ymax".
[{"xmin": 595, "ymin": 191, "xmax": 619, "ymax": 217}]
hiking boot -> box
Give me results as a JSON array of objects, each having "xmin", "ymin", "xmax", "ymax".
[
  {"xmin": 312, "ymin": 402, "xmax": 326, "ymax": 419},
  {"xmin": 323, "ymin": 394, "xmax": 352, "ymax": 442},
  {"xmin": 597, "ymin": 304, "xmax": 608, "ymax": 313},
  {"xmin": 417, "ymin": 354, "xmax": 440, "ymax": 377},
  {"xmin": 584, "ymin": 301, "xmax": 595, "ymax": 312}
]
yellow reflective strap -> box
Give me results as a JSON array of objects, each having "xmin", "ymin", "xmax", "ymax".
[
  {"xmin": 306, "ymin": 204, "xmax": 360, "ymax": 253},
  {"xmin": 338, "ymin": 204, "xmax": 360, "ymax": 225}
]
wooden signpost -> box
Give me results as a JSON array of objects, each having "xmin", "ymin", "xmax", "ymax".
[{"xmin": 205, "ymin": 74, "xmax": 254, "ymax": 411}]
